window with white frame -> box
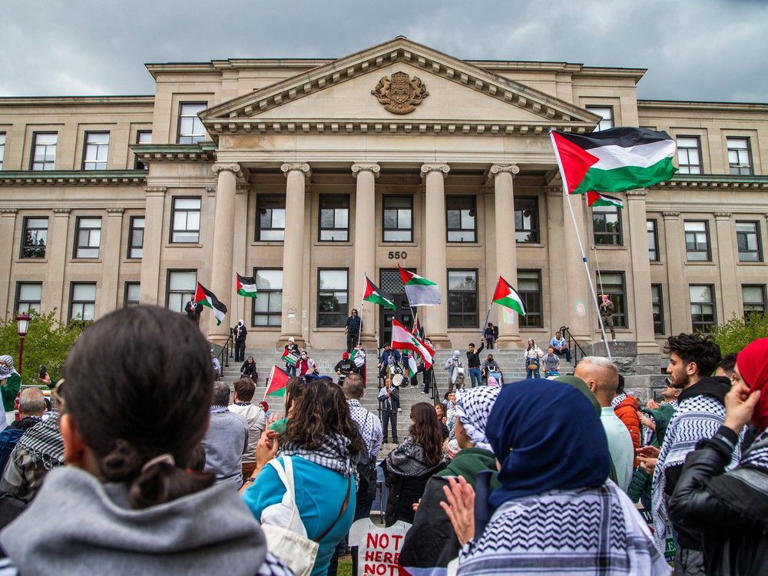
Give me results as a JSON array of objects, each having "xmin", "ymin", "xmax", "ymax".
[
  {"xmin": 383, "ymin": 196, "xmax": 413, "ymax": 242},
  {"xmin": 597, "ymin": 272, "xmax": 627, "ymax": 327},
  {"xmin": 684, "ymin": 221, "xmax": 711, "ymax": 261},
  {"xmin": 446, "ymin": 196, "xmax": 476, "ymax": 243},
  {"xmin": 252, "ymin": 269, "xmax": 283, "ymax": 327},
  {"xmin": 31, "ymin": 133, "xmax": 57, "ymax": 171},
  {"xmin": 676, "ymin": 136, "xmax": 702, "ymax": 174},
  {"xmin": 171, "ymin": 198, "xmax": 201, "ymax": 243},
  {"xmin": 177, "ymin": 103, "xmax": 207, "ymax": 144},
  {"xmin": 742, "ymin": 285, "xmax": 766, "ymax": 316},
  {"xmin": 727, "ymin": 137, "xmax": 752, "ymax": 175},
  {"xmin": 517, "ymin": 270, "xmax": 543, "ymax": 328},
  {"xmin": 124, "ymin": 282, "xmax": 140, "ymax": 307},
  {"xmin": 447, "ymin": 269, "xmax": 478, "ymax": 328},
  {"xmin": 256, "ymin": 195, "xmax": 286, "ymax": 241},
  {"xmin": 317, "ymin": 269, "xmax": 349, "ymax": 327},
  {"xmin": 586, "ymin": 106, "xmax": 614, "ymax": 131},
  {"xmin": 647, "ymin": 219, "xmax": 659, "ymax": 261},
  {"xmin": 128, "ymin": 216, "xmax": 145, "ymax": 259},
  {"xmin": 166, "ymin": 270, "xmax": 197, "ymax": 314},
  {"xmin": 69, "ymin": 283, "xmax": 96, "ymax": 322},
  {"xmin": 83, "ymin": 132, "xmax": 109, "ymax": 170},
  {"xmin": 736, "ymin": 221, "xmax": 762, "ymax": 262},
  {"xmin": 593, "ymin": 205, "xmax": 622, "ymax": 245},
  {"xmin": 690, "ymin": 285, "xmax": 716, "ymax": 332},
  {"xmin": 134, "ymin": 130, "xmax": 151, "ymax": 169},
  {"xmin": 319, "ymin": 195, "xmax": 349, "ymax": 242},
  {"xmin": 15, "ymin": 282, "xmax": 42, "ymax": 314},
  {"xmin": 0, "ymin": 132, "xmax": 5, "ymax": 170},
  {"xmin": 21, "ymin": 217, "xmax": 48, "ymax": 259},
  {"xmin": 75, "ymin": 217, "xmax": 101, "ymax": 259}
]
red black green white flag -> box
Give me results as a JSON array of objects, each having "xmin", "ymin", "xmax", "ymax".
[
  {"xmin": 194, "ymin": 282, "xmax": 227, "ymax": 325},
  {"xmin": 398, "ymin": 264, "xmax": 441, "ymax": 306},
  {"xmin": 265, "ymin": 365, "xmax": 289, "ymax": 398},
  {"xmin": 362, "ymin": 276, "xmax": 396, "ymax": 311},
  {"xmin": 236, "ymin": 273, "xmax": 258, "ymax": 298},
  {"xmin": 587, "ymin": 190, "xmax": 624, "ymax": 209},
  {"xmin": 550, "ymin": 127, "xmax": 677, "ymax": 195},
  {"xmin": 492, "ymin": 276, "xmax": 526, "ymax": 317}
]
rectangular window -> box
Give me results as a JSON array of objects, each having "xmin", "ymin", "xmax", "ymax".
[
  {"xmin": 177, "ymin": 103, "xmax": 207, "ymax": 144},
  {"xmin": 31, "ymin": 133, "xmax": 57, "ymax": 171},
  {"xmin": 83, "ymin": 132, "xmax": 109, "ymax": 170},
  {"xmin": 134, "ymin": 130, "xmax": 152, "ymax": 169},
  {"xmin": 727, "ymin": 137, "xmax": 752, "ymax": 175},
  {"xmin": 15, "ymin": 282, "xmax": 42, "ymax": 314},
  {"xmin": 736, "ymin": 221, "xmax": 762, "ymax": 262},
  {"xmin": 597, "ymin": 272, "xmax": 627, "ymax": 328},
  {"xmin": 317, "ymin": 269, "xmax": 348, "ymax": 327},
  {"xmin": 684, "ymin": 221, "xmax": 711, "ymax": 261},
  {"xmin": 647, "ymin": 219, "xmax": 659, "ymax": 261},
  {"xmin": 21, "ymin": 217, "xmax": 48, "ymax": 259},
  {"xmin": 166, "ymin": 270, "xmax": 197, "ymax": 314},
  {"xmin": 651, "ymin": 284, "xmax": 665, "ymax": 335},
  {"xmin": 383, "ymin": 196, "xmax": 413, "ymax": 242},
  {"xmin": 75, "ymin": 217, "xmax": 101, "ymax": 259},
  {"xmin": 518, "ymin": 270, "xmax": 543, "ymax": 328},
  {"xmin": 676, "ymin": 136, "xmax": 702, "ymax": 174},
  {"xmin": 0, "ymin": 132, "xmax": 5, "ymax": 170},
  {"xmin": 128, "ymin": 216, "xmax": 145, "ymax": 259},
  {"xmin": 124, "ymin": 282, "xmax": 140, "ymax": 307},
  {"xmin": 742, "ymin": 285, "xmax": 766, "ymax": 316},
  {"xmin": 319, "ymin": 195, "xmax": 349, "ymax": 242},
  {"xmin": 69, "ymin": 283, "xmax": 96, "ymax": 322},
  {"xmin": 252, "ymin": 269, "xmax": 283, "ymax": 327},
  {"xmin": 515, "ymin": 197, "xmax": 539, "ymax": 243},
  {"xmin": 593, "ymin": 205, "xmax": 623, "ymax": 246},
  {"xmin": 447, "ymin": 269, "xmax": 478, "ymax": 328},
  {"xmin": 586, "ymin": 106, "xmax": 614, "ymax": 131},
  {"xmin": 690, "ymin": 284, "xmax": 716, "ymax": 332},
  {"xmin": 171, "ymin": 197, "xmax": 201, "ymax": 243},
  {"xmin": 256, "ymin": 195, "xmax": 286, "ymax": 241},
  {"xmin": 446, "ymin": 196, "xmax": 476, "ymax": 243}
]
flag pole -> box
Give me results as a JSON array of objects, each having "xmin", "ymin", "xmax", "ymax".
[
  {"xmin": 358, "ymin": 272, "xmax": 366, "ymax": 348},
  {"xmin": 481, "ymin": 302, "xmax": 492, "ymax": 342},
  {"xmin": 549, "ymin": 130, "xmax": 612, "ymax": 360}
]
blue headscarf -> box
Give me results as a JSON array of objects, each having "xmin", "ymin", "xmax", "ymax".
[{"xmin": 486, "ymin": 378, "xmax": 610, "ymax": 507}]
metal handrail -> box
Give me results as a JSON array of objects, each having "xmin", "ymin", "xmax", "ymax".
[
  {"xmin": 560, "ymin": 325, "xmax": 587, "ymax": 366},
  {"xmin": 216, "ymin": 333, "xmax": 234, "ymax": 372}
]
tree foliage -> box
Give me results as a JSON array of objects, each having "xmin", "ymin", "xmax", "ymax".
[
  {"xmin": 0, "ymin": 311, "xmax": 86, "ymax": 386},
  {"xmin": 710, "ymin": 312, "xmax": 768, "ymax": 356}
]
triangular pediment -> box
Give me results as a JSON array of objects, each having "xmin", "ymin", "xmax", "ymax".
[{"xmin": 202, "ymin": 37, "xmax": 599, "ymax": 137}]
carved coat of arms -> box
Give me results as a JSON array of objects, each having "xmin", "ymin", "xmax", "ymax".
[{"xmin": 371, "ymin": 71, "xmax": 429, "ymax": 114}]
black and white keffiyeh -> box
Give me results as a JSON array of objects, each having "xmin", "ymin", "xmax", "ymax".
[
  {"xmin": 611, "ymin": 393, "xmax": 628, "ymax": 410},
  {"xmin": 453, "ymin": 386, "xmax": 500, "ymax": 451},
  {"xmin": 0, "ymin": 355, "xmax": 17, "ymax": 381},
  {"xmin": 651, "ymin": 394, "xmax": 734, "ymax": 548},
  {"xmin": 347, "ymin": 399, "xmax": 383, "ymax": 460},
  {"xmin": 741, "ymin": 429, "xmax": 768, "ymax": 472},
  {"xmin": 15, "ymin": 412, "xmax": 64, "ymax": 471},
  {"xmin": 458, "ymin": 480, "xmax": 670, "ymax": 575},
  {"xmin": 279, "ymin": 432, "xmax": 358, "ymax": 483}
]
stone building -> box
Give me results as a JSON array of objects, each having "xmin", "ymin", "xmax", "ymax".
[{"xmin": 1, "ymin": 37, "xmax": 766, "ymax": 354}]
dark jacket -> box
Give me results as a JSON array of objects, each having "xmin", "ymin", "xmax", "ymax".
[
  {"xmin": 669, "ymin": 425, "xmax": 768, "ymax": 576},
  {"xmin": 240, "ymin": 360, "xmax": 258, "ymax": 380},
  {"xmin": 379, "ymin": 386, "xmax": 399, "ymax": 412},
  {"xmin": 466, "ymin": 343, "xmax": 484, "ymax": 368},
  {"xmin": 379, "ymin": 349, "xmax": 401, "ymax": 366},
  {"xmin": 345, "ymin": 315, "xmax": 362, "ymax": 334},
  {"xmin": 334, "ymin": 360, "xmax": 353, "ymax": 376}
]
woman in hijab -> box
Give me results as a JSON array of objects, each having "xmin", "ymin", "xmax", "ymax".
[
  {"xmin": 669, "ymin": 337, "xmax": 768, "ymax": 576},
  {"xmin": 442, "ymin": 378, "xmax": 669, "ymax": 575}
]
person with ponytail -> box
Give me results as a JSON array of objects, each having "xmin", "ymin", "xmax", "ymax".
[
  {"xmin": 0, "ymin": 306, "xmax": 291, "ymax": 576},
  {"xmin": 669, "ymin": 337, "xmax": 768, "ymax": 576}
]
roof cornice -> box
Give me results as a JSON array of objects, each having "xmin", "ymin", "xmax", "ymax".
[
  {"xmin": 0, "ymin": 95, "xmax": 154, "ymax": 106},
  {"xmin": 131, "ymin": 143, "xmax": 217, "ymax": 163},
  {"xmin": 638, "ymin": 99, "xmax": 768, "ymax": 111},
  {"xmin": 0, "ymin": 170, "xmax": 148, "ymax": 186},
  {"xmin": 657, "ymin": 174, "xmax": 768, "ymax": 189}
]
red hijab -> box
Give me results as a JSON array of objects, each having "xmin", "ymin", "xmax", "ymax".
[{"xmin": 737, "ymin": 338, "xmax": 768, "ymax": 430}]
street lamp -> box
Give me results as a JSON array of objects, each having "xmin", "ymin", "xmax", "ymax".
[{"xmin": 15, "ymin": 312, "xmax": 30, "ymax": 377}]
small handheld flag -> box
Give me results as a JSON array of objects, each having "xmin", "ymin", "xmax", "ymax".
[
  {"xmin": 492, "ymin": 276, "xmax": 526, "ymax": 317},
  {"xmin": 236, "ymin": 274, "xmax": 258, "ymax": 298},
  {"xmin": 363, "ymin": 276, "xmax": 396, "ymax": 311},
  {"xmin": 398, "ymin": 264, "xmax": 441, "ymax": 306},
  {"xmin": 194, "ymin": 282, "xmax": 227, "ymax": 325},
  {"xmin": 265, "ymin": 366, "xmax": 289, "ymax": 398}
]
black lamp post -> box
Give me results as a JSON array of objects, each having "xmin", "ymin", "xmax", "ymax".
[{"xmin": 15, "ymin": 312, "xmax": 30, "ymax": 377}]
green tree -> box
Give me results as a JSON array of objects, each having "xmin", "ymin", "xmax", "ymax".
[
  {"xmin": 710, "ymin": 312, "xmax": 768, "ymax": 356},
  {"xmin": 0, "ymin": 311, "xmax": 86, "ymax": 386}
]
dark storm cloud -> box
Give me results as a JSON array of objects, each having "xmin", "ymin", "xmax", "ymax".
[{"xmin": 1, "ymin": 0, "xmax": 765, "ymax": 102}]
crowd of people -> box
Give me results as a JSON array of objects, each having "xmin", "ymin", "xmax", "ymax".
[{"xmin": 0, "ymin": 305, "xmax": 764, "ymax": 575}]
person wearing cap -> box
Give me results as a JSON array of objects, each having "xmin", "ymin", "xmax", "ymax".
[
  {"xmin": 334, "ymin": 351, "xmax": 354, "ymax": 385},
  {"xmin": 283, "ymin": 337, "xmax": 299, "ymax": 378}
]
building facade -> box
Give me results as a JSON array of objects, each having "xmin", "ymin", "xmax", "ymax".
[{"xmin": 1, "ymin": 37, "xmax": 766, "ymax": 353}]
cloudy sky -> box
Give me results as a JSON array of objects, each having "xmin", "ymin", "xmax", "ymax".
[{"xmin": 1, "ymin": 0, "xmax": 765, "ymax": 102}]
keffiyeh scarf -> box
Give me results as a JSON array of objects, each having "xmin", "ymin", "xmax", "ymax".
[
  {"xmin": 458, "ymin": 480, "xmax": 670, "ymax": 575},
  {"xmin": 0, "ymin": 355, "xmax": 16, "ymax": 380},
  {"xmin": 280, "ymin": 433, "xmax": 358, "ymax": 483},
  {"xmin": 741, "ymin": 429, "xmax": 768, "ymax": 472},
  {"xmin": 651, "ymin": 394, "xmax": 734, "ymax": 548},
  {"xmin": 385, "ymin": 437, "xmax": 443, "ymax": 477},
  {"xmin": 611, "ymin": 393, "xmax": 627, "ymax": 409},
  {"xmin": 16, "ymin": 412, "xmax": 65, "ymax": 471},
  {"xmin": 454, "ymin": 386, "xmax": 500, "ymax": 451}
]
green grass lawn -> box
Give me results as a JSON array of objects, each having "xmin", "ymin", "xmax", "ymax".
[{"xmin": 338, "ymin": 554, "xmax": 353, "ymax": 576}]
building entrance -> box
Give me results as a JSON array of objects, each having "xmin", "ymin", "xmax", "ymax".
[{"xmin": 379, "ymin": 268, "xmax": 415, "ymax": 346}]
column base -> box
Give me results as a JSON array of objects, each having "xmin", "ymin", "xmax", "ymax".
[
  {"xmin": 636, "ymin": 340, "xmax": 660, "ymax": 356},
  {"xmin": 425, "ymin": 333, "xmax": 452, "ymax": 350},
  {"xmin": 495, "ymin": 336, "xmax": 523, "ymax": 350},
  {"xmin": 359, "ymin": 333, "xmax": 378, "ymax": 349}
]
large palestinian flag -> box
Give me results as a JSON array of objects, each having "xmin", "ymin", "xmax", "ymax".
[
  {"xmin": 236, "ymin": 273, "xmax": 258, "ymax": 298},
  {"xmin": 492, "ymin": 276, "xmax": 526, "ymax": 317},
  {"xmin": 398, "ymin": 264, "xmax": 441, "ymax": 306},
  {"xmin": 362, "ymin": 276, "xmax": 396, "ymax": 310},
  {"xmin": 391, "ymin": 318, "xmax": 434, "ymax": 369},
  {"xmin": 194, "ymin": 282, "xmax": 227, "ymax": 325},
  {"xmin": 550, "ymin": 128, "xmax": 677, "ymax": 195}
]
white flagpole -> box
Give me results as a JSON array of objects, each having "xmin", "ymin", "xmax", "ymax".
[{"xmin": 549, "ymin": 130, "xmax": 612, "ymax": 360}]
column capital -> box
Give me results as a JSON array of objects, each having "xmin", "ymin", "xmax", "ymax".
[
  {"xmin": 489, "ymin": 163, "xmax": 520, "ymax": 177},
  {"xmin": 212, "ymin": 163, "xmax": 241, "ymax": 176},
  {"xmin": 0, "ymin": 208, "xmax": 18, "ymax": 217},
  {"xmin": 281, "ymin": 162, "xmax": 311, "ymax": 177},
  {"xmin": 420, "ymin": 163, "xmax": 450, "ymax": 179},
  {"xmin": 714, "ymin": 211, "xmax": 732, "ymax": 220},
  {"xmin": 52, "ymin": 208, "xmax": 72, "ymax": 215},
  {"xmin": 106, "ymin": 208, "xmax": 125, "ymax": 216},
  {"xmin": 351, "ymin": 163, "xmax": 380, "ymax": 178},
  {"xmin": 625, "ymin": 189, "xmax": 648, "ymax": 198},
  {"xmin": 145, "ymin": 186, "xmax": 167, "ymax": 197},
  {"xmin": 662, "ymin": 211, "xmax": 680, "ymax": 219},
  {"xmin": 545, "ymin": 185, "xmax": 562, "ymax": 196},
  {"xmin": 205, "ymin": 185, "xmax": 217, "ymax": 197}
]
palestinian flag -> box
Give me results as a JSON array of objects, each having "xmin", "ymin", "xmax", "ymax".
[
  {"xmin": 265, "ymin": 366, "xmax": 289, "ymax": 398},
  {"xmin": 391, "ymin": 318, "xmax": 433, "ymax": 369},
  {"xmin": 406, "ymin": 352, "xmax": 418, "ymax": 379},
  {"xmin": 398, "ymin": 264, "xmax": 441, "ymax": 306},
  {"xmin": 194, "ymin": 282, "xmax": 227, "ymax": 325},
  {"xmin": 363, "ymin": 276, "xmax": 396, "ymax": 311},
  {"xmin": 281, "ymin": 348, "xmax": 298, "ymax": 367},
  {"xmin": 411, "ymin": 314, "xmax": 422, "ymax": 339},
  {"xmin": 550, "ymin": 128, "xmax": 677, "ymax": 195},
  {"xmin": 492, "ymin": 276, "xmax": 526, "ymax": 317},
  {"xmin": 236, "ymin": 273, "xmax": 258, "ymax": 298},
  {"xmin": 587, "ymin": 190, "xmax": 624, "ymax": 209}
]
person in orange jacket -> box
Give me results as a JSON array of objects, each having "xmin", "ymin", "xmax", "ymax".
[{"xmin": 612, "ymin": 374, "xmax": 641, "ymax": 466}]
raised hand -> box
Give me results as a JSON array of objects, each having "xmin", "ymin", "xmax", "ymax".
[{"xmin": 440, "ymin": 476, "xmax": 476, "ymax": 546}]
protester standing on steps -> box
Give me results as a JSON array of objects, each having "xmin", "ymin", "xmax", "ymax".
[
  {"xmin": 283, "ymin": 337, "xmax": 299, "ymax": 378},
  {"xmin": 482, "ymin": 323, "xmax": 495, "ymax": 350},
  {"xmin": 466, "ymin": 342, "xmax": 484, "ymax": 388},
  {"xmin": 524, "ymin": 339, "xmax": 544, "ymax": 379},
  {"xmin": 345, "ymin": 309, "xmax": 362, "ymax": 353},
  {"xmin": 378, "ymin": 373, "xmax": 400, "ymax": 445},
  {"xmin": 233, "ymin": 320, "xmax": 247, "ymax": 362}
]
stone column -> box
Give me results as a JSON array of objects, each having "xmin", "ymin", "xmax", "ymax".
[
  {"xmin": 563, "ymin": 193, "xmax": 592, "ymax": 342},
  {"xmin": 99, "ymin": 208, "xmax": 125, "ymax": 317},
  {"xmin": 626, "ymin": 190, "xmax": 658, "ymax": 355},
  {"xmin": 420, "ymin": 163, "xmax": 451, "ymax": 349},
  {"xmin": 352, "ymin": 162, "xmax": 380, "ymax": 348},
  {"xmin": 0, "ymin": 210, "xmax": 18, "ymax": 319},
  {"xmin": 139, "ymin": 186, "xmax": 167, "ymax": 305},
  {"xmin": 208, "ymin": 163, "xmax": 241, "ymax": 344},
  {"xmin": 714, "ymin": 212, "xmax": 739, "ymax": 321},
  {"xmin": 47, "ymin": 208, "xmax": 71, "ymax": 321},
  {"xmin": 545, "ymin": 186, "xmax": 569, "ymax": 333},
  {"xmin": 490, "ymin": 164, "xmax": 521, "ymax": 348},
  {"xmin": 663, "ymin": 211, "xmax": 688, "ymax": 334},
  {"xmin": 280, "ymin": 163, "xmax": 311, "ymax": 346},
  {"xmin": 231, "ymin": 184, "xmax": 249, "ymax": 328}
]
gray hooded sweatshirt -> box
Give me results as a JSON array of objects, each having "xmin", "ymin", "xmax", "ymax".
[{"xmin": 0, "ymin": 466, "xmax": 268, "ymax": 575}]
